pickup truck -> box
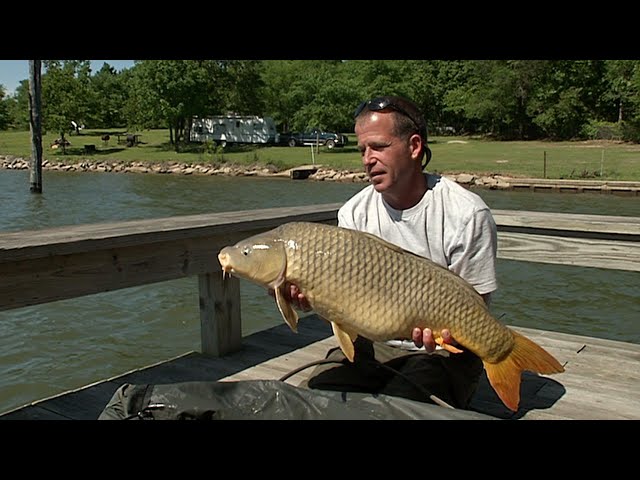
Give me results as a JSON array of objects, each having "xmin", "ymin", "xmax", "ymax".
[{"xmin": 278, "ymin": 129, "xmax": 348, "ymax": 149}]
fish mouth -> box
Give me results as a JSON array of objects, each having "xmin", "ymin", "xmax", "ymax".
[{"xmin": 218, "ymin": 252, "xmax": 234, "ymax": 279}]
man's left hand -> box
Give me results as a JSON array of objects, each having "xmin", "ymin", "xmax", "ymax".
[{"xmin": 412, "ymin": 328, "xmax": 458, "ymax": 353}]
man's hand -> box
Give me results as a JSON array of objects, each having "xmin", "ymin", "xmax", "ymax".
[
  {"xmin": 411, "ymin": 327, "xmax": 458, "ymax": 353},
  {"xmin": 411, "ymin": 294, "xmax": 489, "ymax": 352},
  {"xmin": 267, "ymin": 282, "xmax": 312, "ymax": 312}
]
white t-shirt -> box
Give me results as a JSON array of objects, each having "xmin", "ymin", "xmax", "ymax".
[{"xmin": 338, "ymin": 173, "xmax": 498, "ymax": 296}]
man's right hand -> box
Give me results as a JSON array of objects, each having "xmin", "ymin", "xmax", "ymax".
[{"xmin": 268, "ymin": 282, "xmax": 312, "ymax": 312}]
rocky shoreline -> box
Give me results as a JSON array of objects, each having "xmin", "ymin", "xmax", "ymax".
[{"xmin": 0, "ymin": 155, "xmax": 515, "ymax": 189}]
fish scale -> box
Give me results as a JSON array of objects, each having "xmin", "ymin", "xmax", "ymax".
[{"xmin": 274, "ymin": 222, "xmax": 514, "ymax": 361}]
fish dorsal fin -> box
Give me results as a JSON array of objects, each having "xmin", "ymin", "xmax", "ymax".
[
  {"xmin": 275, "ymin": 285, "xmax": 299, "ymax": 333},
  {"xmin": 330, "ymin": 321, "xmax": 358, "ymax": 362}
]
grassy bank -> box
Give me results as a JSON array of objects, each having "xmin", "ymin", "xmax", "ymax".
[{"xmin": 1, "ymin": 128, "xmax": 639, "ymax": 181}]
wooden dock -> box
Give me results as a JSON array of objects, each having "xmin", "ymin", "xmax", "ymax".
[
  {"xmin": 0, "ymin": 204, "xmax": 638, "ymax": 420},
  {"xmin": 503, "ymin": 178, "xmax": 640, "ymax": 196},
  {"xmin": 1, "ymin": 317, "xmax": 638, "ymax": 420}
]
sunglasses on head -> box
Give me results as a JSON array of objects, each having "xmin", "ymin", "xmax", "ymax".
[{"xmin": 354, "ymin": 97, "xmax": 424, "ymax": 135}]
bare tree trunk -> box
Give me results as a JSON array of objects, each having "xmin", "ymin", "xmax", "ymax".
[
  {"xmin": 28, "ymin": 60, "xmax": 43, "ymax": 193},
  {"xmin": 618, "ymin": 100, "xmax": 623, "ymax": 123}
]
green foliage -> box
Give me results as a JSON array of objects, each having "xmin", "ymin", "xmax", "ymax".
[
  {"xmin": 202, "ymin": 140, "xmax": 226, "ymax": 163},
  {"xmin": 533, "ymin": 87, "xmax": 587, "ymax": 140},
  {"xmin": 88, "ymin": 62, "xmax": 128, "ymax": 128},
  {"xmin": 581, "ymin": 120, "xmax": 623, "ymax": 140},
  {"xmin": 5, "ymin": 82, "xmax": 30, "ymax": 130},
  {"xmin": 4, "ymin": 59, "xmax": 640, "ymax": 145},
  {"xmin": 41, "ymin": 60, "xmax": 94, "ymax": 145},
  {"xmin": 0, "ymin": 85, "xmax": 8, "ymax": 130},
  {"xmin": 621, "ymin": 120, "xmax": 640, "ymax": 142}
]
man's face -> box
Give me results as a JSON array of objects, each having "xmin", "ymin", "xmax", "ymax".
[{"xmin": 355, "ymin": 111, "xmax": 421, "ymax": 194}]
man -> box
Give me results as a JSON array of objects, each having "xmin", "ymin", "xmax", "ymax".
[{"xmin": 284, "ymin": 95, "xmax": 498, "ymax": 409}]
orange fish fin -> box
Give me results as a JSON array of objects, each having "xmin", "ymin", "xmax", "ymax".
[
  {"xmin": 435, "ymin": 337, "xmax": 464, "ymax": 354},
  {"xmin": 484, "ymin": 329, "xmax": 565, "ymax": 412},
  {"xmin": 275, "ymin": 286, "xmax": 299, "ymax": 333},
  {"xmin": 330, "ymin": 321, "xmax": 356, "ymax": 362}
]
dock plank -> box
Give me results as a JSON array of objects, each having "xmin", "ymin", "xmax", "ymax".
[
  {"xmin": 492, "ymin": 209, "xmax": 640, "ymax": 240},
  {"xmin": 2, "ymin": 316, "xmax": 639, "ymax": 420},
  {"xmin": 496, "ymin": 232, "xmax": 640, "ymax": 271}
]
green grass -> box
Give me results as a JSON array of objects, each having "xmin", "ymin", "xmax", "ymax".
[{"xmin": 1, "ymin": 129, "xmax": 639, "ymax": 181}]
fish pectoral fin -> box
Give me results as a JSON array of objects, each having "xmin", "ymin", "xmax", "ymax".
[
  {"xmin": 330, "ymin": 321, "xmax": 357, "ymax": 362},
  {"xmin": 435, "ymin": 337, "xmax": 464, "ymax": 354},
  {"xmin": 275, "ymin": 286, "xmax": 299, "ymax": 333}
]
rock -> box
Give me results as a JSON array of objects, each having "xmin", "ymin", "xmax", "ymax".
[{"xmin": 456, "ymin": 173, "xmax": 476, "ymax": 184}]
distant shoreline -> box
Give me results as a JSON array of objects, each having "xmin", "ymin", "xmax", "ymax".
[{"xmin": 2, "ymin": 155, "xmax": 638, "ymax": 195}]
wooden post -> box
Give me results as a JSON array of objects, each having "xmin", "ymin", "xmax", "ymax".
[
  {"xmin": 198, "ymin": 272, "xmax": 242, "ymax": 357},
  {"xmin": 543, "ymin": 151, "xmax": 547, "ymax": 179},
  {"xmin": 28, "ymin": 60, "xmax": 43, "ymax": 193}
]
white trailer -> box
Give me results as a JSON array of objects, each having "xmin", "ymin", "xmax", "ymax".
[{"xmin": 190, "ymin": 115, "xmax": 279, "ymax": 146}]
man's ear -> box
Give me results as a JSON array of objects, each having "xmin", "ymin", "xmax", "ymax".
[{"xmin": 409, "ymin": 133, "xmax": 423, "ymax": 161}]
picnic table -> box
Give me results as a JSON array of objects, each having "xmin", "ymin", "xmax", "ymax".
[{"xmin": 116, "ymin": 134, "xmax": 141, "ymax": 146}]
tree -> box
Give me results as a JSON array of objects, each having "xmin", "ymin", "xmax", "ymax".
[
  {"xmin": 443, "ymin": 60, "xmax": 549, "ymax": 139},
  {"xmin": 217, "ymin": 61, "xmax": 265, "ymax": 115},
  {"xmin": 4, "ymin": 81, "xmax": 31, "ymax": 130},
  {"xmin": 88, "ymin": 62, "xmax": 129, "ymax": 128},
  {"xmin": 261, "ymin": 60, "xmax": 305, "ymax": 132},
  {"xmin": 289, "ymin": 61, "xmax": 358, "ymax": 132},
  {"xmin": 126, "ymin": 60, "xmax": 249, "ymax": 150},
  {"xmin": 0, "ymin": 85, "xmax": 9, "ymax": 129},
  {"xmin": 41, "ymin": 60, "xmax": 93, "ymax": 152},
  {"xmin": 603, "ymin": 60, "xmax": 640, "ymax": 123},
  {"xmin": 529, "ymin": 60, "xmax": 606, "ymax": 140}
]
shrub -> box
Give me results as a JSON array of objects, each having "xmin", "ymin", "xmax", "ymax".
[{"xmin": 580, "ymin": 121, "xmax": 623, "ymax": 140}]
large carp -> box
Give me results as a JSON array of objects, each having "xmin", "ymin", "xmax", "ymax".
[{"xmin": 218, "ymin": 221, "xmax": 564, "ymax": 412}]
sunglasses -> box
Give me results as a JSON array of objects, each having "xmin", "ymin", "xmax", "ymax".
[{"xmin": 354, "ymin": 97, "xmax": 424, "ymax": 135}]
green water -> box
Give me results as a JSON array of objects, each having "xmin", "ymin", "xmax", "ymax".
[{"xmin": 0, "ymin": 169, "xmax": 638, "ymax": 413}]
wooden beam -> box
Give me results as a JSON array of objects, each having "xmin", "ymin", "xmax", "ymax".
[
  {"xmin": 199, "ymin": 272, "xmax": 242, "ymax": 357},
  {"xmin": 0, "ymin": 204, "xmax": 342, "ymax": 263},
  {"xmin": 492, "ymin": 209, "xmax": 640, "ymax": 241},
  {"xmin": 497, "ymin": 232, "xmax": 640, "ymax": 272}
]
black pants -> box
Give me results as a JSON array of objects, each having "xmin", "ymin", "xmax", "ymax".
[{"xmin": 303, "ymin": 336, "xmax": 484, "ymax": 409}]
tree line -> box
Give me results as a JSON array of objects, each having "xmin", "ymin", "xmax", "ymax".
[{"xmin": 1, "ymin": 60, "xmax": 639, "ymax": 150}]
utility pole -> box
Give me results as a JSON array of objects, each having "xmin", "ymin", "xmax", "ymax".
[{"xmin": 28, "ymin": 60, "xmax": 43, "ymax": 193}]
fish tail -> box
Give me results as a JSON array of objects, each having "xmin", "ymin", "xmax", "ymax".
[{"xmin": 483, "ymin": 329, "xmax": 564, "ymax": 412}]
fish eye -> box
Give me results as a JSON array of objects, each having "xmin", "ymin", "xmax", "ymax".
[{"xmin": 242, "ymin": 247, "xmax": 250, "ymax": 256}]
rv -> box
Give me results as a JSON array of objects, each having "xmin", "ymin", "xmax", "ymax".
[{"xmin": 190, "ymin": 115, "xmax": 279, "ymax": 146}]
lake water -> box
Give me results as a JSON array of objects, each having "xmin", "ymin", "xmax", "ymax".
[{"xmin": 0, "ymin": 169, "xmax": 638, "ymax": 413}]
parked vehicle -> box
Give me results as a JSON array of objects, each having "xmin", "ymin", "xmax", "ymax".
[
  {"xmin": 279, "ymin": 129, "xmax": 348, "ymax": 149},
  {"xmin": 190, "ymin": 115, "xmax": 279, "ymax": 147}
]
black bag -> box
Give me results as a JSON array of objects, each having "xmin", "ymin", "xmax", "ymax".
[{"xmin": 98, "ymin": 379, "xmax": 497, "ymax": 420}]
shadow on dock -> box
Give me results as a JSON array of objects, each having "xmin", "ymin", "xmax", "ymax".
[{"xmin": 470, "ymin": 371, "xmax": 566, "ymax": 419}]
